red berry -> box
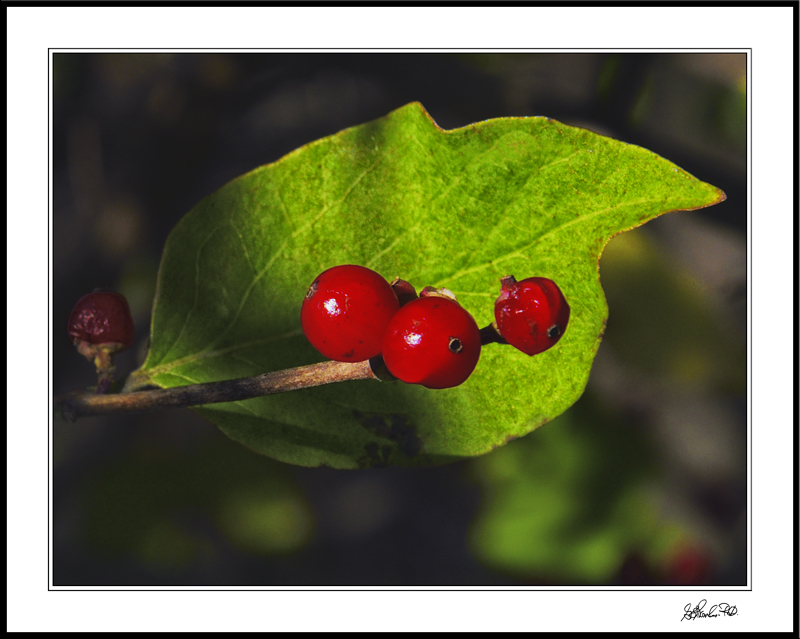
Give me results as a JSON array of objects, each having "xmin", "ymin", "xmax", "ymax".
[
  {"xmin": 301, "ymin": 265, "xmax": 400, "ymax": 362},
  {"xmin": 381, "ymin": 293, "xmax": 481, "ymax": 389},
  {"xmin": 494, "ymin": 275, "xmax": 570, "ymax": 356},
  {"xmin": 67, "ymin": 290, "xmax": 135, "ymax": 350},
  {"xmin": 667, "ymin": 545, "xmax": 712, "ymax": 585}
]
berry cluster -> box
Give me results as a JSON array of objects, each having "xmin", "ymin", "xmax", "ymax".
[
  {"xmin": 66, "ymin": 268, "xmax": 570, "ymax": 395},
  {"xmin": 300, "ymin": 264, "xmax": 478, "ymax": 389},
  {"xmin": 301, "ymin": 264, "xmax": 570, "ymax": 389}
]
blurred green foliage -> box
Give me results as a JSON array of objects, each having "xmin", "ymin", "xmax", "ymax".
[
  {"xmin": 717, "ymin": 77, "xmax": 747, "ymax": 149},
  {"xmin": 80, "ymin": 434, "xmax": 313, "ymax": 570},
  {"xmin": 469, "ymin": 393, "xmax": 689, "ymax": 583},
  {"xmin": 217, "ymin": 491, "xmax": 312, "ymax": 555},
  {"xmin": 600, "ymin": 229, "xmax": 746, "ymax": 393}
]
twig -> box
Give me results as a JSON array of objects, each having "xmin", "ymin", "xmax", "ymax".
[
  {"xmin": 55, "ymin": 359, "xmax": 379, "ymax": 422},
  {"xmin": 54, "ymin": 323, "xmax": 505, "ymax": 422}
]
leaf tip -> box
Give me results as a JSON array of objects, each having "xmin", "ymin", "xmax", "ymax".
[
  {"xmin": 691, "ymin": 184, "xmax": 727, "ymax": 212},
  {"xmin": 399, "ymin": 100, "xmax": 445, "ymax": 132}
]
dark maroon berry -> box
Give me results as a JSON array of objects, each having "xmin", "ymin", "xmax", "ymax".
[
  {"xmin": 67, "ymin": 290, "xmax": 135, "ymax": 393},
  {"xmin": 68, "ymin": 291, "xmax": 135, "ymax": 349}
]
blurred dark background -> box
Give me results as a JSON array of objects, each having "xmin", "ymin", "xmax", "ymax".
[{"xmin": 52, "ymin": 53, "xmax": 747, "ymax": 586}]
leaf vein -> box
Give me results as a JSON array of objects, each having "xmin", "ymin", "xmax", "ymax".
[
  {"xmin": 145, "ymin": 330, "xmax": 303, "ymax": 378},
  {"xmin": 437, "ymin": 197, "xmax": 652, "ymax": 286},
  {"xmin": 157, "ymin": 224, "xmax": 227, "ymax": 365},
  {"xmin": 459, "ymin": 150, "xmax": 582, "ymax": 273}
]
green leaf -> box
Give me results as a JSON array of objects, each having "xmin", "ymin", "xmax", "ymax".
[{"xmin": 129, "ymin": 102, "xmax": 725, "ymax": 468}]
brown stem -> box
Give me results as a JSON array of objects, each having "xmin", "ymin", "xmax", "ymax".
[
  {"xmin": 55, "ymin": 359, "xmax": 379, "ymax": 422},
  {"xmin": 479, "ymin": 323, "xmax": 508, "ymax": 345},
  {"xmin": 56, "ymin": 325, "xmax": 511, "ymax": 422}
]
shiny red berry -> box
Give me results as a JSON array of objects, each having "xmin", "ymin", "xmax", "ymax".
[
  {"xmin": 67, "ymin": 290, "xmax": 135, "ymax": 350},
  {"xmin": 381, "ymin": 292, "xmax": 481, "ymax": 389},
  {"xmin": 301, "ymin": 264, "xmax": 400, "ymax": 362},
  {"xmin": 494, "ymin": 275, "xmax": 570, "ymax": 356}
]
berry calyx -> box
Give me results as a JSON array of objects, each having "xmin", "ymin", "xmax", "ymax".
[
  {"xmin": 67, "ymin": 290, "xmax": 136, "ymax": 393},
  {"xmin": 419, "ymin": 286, "xmax": 457, "ymax": 301},
  {"xmin": 389, "ymin": 277, "xmax": 418, "ymax": 307},
  {"xmin": 301, "ymin": 264, "xmax": 400, "ymax": 362},
  {"xmin": 493, "ymin": 275, "xmax": 570, "ymax": 356},
  {"xmin": 381, "ymin": 295, "xmax": 481, "ymax": 389}
]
